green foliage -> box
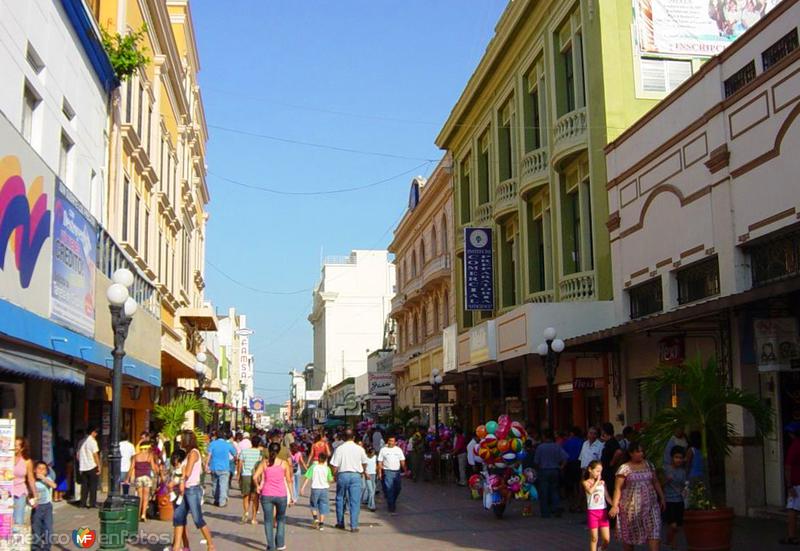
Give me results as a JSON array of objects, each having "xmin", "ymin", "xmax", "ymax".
[
  {"xmin": 395, "ymin": 406, "xmax": 421, "ymax": 429},
  {"xmin": 153, "ymin": 394, "xmax": 212, "ymax": 454},
  {"xmin": 687, "ymin": 481, "xmax": 713, "ymax": 510},
  {"xmin": 100, "ymin": 25, "xmax": 150, "ymax": 82},
  {"xmin": 640, "ymin": 356, "xmax": 773, "ymax": 508}
]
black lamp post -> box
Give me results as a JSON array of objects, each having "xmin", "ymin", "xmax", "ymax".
[
  {"xmin": 240, "ymin": 381, "xmax": 247, "ymax": 430},
  {"xmin": 100, "ymin": 268, "xmax": 137, "ymax": 549},
  {"xmin": 429, "ymin": 368, "xmax": 443, "ymax": 431},
  {"xmin": 388, "ymin": 384, "xmax": 397, "ymax": 424},
  {"xmin": 193, "ymin": 354, "xmax": 208, "ymax": 430},
  {"xmin": 536, "ymin": 327, "xmax": 565, "ymax": 431}
]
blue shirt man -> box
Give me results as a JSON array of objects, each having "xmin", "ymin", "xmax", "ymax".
[{"xmin": 205, "ymin": 433, "xmax": 237, "ymax": 507}]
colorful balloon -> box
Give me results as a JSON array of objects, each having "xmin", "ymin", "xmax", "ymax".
[
  {"xmin": 497, "ymin": 439, "xmax": 510, "ymax": 453},
  {"xmin": 485, "ymin": 420, "xmax": 498, "ymax": 434},
  {"xmin": 502, "ymin": 452, "xmax": 517, "ymax": 462},
  {"xmin": 509, "ymin": 438, "xmax": 523, "ymax": 453},
  {"xmin": 476, "ymin": 425, "xmax": 487, "ymax": 439}
]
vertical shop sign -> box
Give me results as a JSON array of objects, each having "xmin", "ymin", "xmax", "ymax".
[
  {"xmin": 41, "ymin": 413, "xmax": 53, "ymax": 466},
  {"xmin": 0, "ymin": 419, "xmax": 15, "ymax": 539},
  {"xmin": 51, "ymin": 181, "xmax": 97, "ymax": 336},
  {"xmin": 464, "ymin": 228, "xmax": 494, "ymax": 311}
]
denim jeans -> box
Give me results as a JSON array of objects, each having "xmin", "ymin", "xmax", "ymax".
[
  {"xmin": 309, "ymin": 488, "xmax": 329, "ymax": 515},
  {"xmin": 12, "ymin": 495, "xmax": 26, "ymax": 526},
  {"xmin": 172, "ymin": 485, "xmax": 207, "ymax": 528},
  {"xmin": 361, "ymin": 474, "xmax": 376, "ymax": 510},
  {"xmin": 537, "ymin": 468, "xmax": 561, "ymax": 518},
  {"xmin": 31, "ymin": 502, "xmax": 52, "ymax": 551},
  {"xmin": 293, "ymin": 470, "xmax": 301, "ymax": 501},
  {"xmin": 335, "ymin": 472, "xmax": 362, "ymax": 529},
  {"xmin": 212, "ymin": 470, "xmax": 231, "ymax": 506},
  {"xmin": 260, "ymin": 495, "xmax": 287, "ymax": 550},
  {"xmin": 382, "ymin": 470, "xmax": 402, "ymax": 512}
]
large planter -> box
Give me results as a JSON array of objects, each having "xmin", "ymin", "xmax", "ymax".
[
  {"xmin": 157, "ymin": 492, "xmax": 173, "ymax": 521},
  {"xmin": 683, "ymin": 507, "xmax": 734, "ymax": 551}
]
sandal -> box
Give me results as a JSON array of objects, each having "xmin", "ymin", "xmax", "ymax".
[{"xmin": 780, "ymin": 538, "xmax": 800, "ymax": 545}]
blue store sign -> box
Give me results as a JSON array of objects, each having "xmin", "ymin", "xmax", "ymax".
[{"xmin": 464, "ymin": 227, "xmax": 494, "ymax": 311}]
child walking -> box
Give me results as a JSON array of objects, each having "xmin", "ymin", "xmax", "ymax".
[
  {"xmin": 32, "ymin": 461, "xmax": 56, "ymax": 551},
  {"xmin": 663, "ymin": 446, "xmax": 688, "ymax": 550},
  {"xmin": 582, "ymin": 460, "xmax": 611, "ymax": 551},
  {"xmin": 300, "ymin": 452, "xmax": 333, "ymax": 530},
  {"xmin": 362, "ymin": 447, "xmax": 377, "ymax": 512}
]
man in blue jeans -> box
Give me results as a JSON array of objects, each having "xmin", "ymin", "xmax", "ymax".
[
  {"xmin": 205, "ymin": 431, "xmax": 237, "ymax": 507},
  {"xmin": 330, "ymin": 429, "xmax": 368, "ymax": 532},
  {"xmin": 377, "ymin": 435, "xmax": 407, "ymax": 514},
  {"xmin": 533, "ymin": 429, "xmax": 568, "ymax": 518}
]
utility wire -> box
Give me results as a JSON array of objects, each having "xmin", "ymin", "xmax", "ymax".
[
  {"xmin": 208, "ymin": 123, "xmax": 437, "ymax": 162},
  {"xmin": 207, "ymin": 160, "xmax": 432, "ymax": 196},
  {"xmin": 207, "ymin": 260, "xmax": 311, "ymax": 295}
]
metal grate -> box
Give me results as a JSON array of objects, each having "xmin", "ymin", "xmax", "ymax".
[
  {"xmin": 762, "ymin": 29, "xmax": 799, "ymax": 71},
  {"xmin": 749, "ymin": 226, "xmax": 800, "ymax": 287},
  {"xmin": 724, "ymin": 61, "xmax": 756, "ymax": 98},
  {"xmin": 629, "ymin": 276, "xmax": 663, "ymax": 319},
  {"xmin": 677, "ymin": 257, "xmax": 720, "ymax": 305}
]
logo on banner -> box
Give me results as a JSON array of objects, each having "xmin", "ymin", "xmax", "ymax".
[
  {"xmin": 464, "ymin": 227, "xmax": 493, "ymax": 311},
  {"xmin": 250, "ymin": 397, "xmax": 265, "ymax": 412},
  {"xmin": 72, "ymin": 527, "xmax": 96, "ymax": 548}
]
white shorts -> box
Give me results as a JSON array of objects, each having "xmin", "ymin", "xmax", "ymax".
[{"xmin": 787, "ymin": 485, "xmax": 800, "ymax": 511}]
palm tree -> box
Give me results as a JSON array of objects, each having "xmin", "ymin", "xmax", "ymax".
[
  {"xmin": 153, "ymin": 393, "xmax": 212, "ymax": 456},
  {"xmin": 641, "ymin": 356, "xmax": 772, "ymax": 506},
  {"xmin": 395, "ymin": 406, "xmax": 421, "ymax": 430}
]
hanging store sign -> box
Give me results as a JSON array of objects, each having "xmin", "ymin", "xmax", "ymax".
[
  {"xmin": 658, "ymin": 336, "xmax": 685, "ymax": 364},
  {"xmin": 368, "ymin": 373, "xmax": 394, "ymax": 395},
  {"xmin": 249, "ymin": 397, "xmax": 265, "ymax": 412},
  {"xmin": 755, "ymin": 318, "xmax": 800, "ymax": 372},
  {"xmin": 572, "ymin": 377, "xmax": 597, "ymax": 390},
  {"xmin": 51, "ymin": 181, "xmax": 97, "ymax": 336},
  {"xmin": 370, "ymin": 398, "xmax": 392, "ymax": 414},
  {"xmin": 634, "ymin": 0, "xmax": 780, "ymax": 57},
  {"xmin": 464, "ymin": 228, "xmax": 494, "ymax": 311}
]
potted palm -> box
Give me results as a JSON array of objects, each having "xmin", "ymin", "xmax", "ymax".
[
  {"xmin": 152, "ymin": 394, "xmax": 211, "ymax": 520},
  {"xmin": 641, "ymin": 356, "xmax": 772, "ymax": 551}
]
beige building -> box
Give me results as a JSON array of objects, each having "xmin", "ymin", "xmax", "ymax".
[
  {"xmin": 389, "ymin": 158, "xmax": 456, "ymax": 423},
  {"xmin": 91, "ymin": 0, "xmax": 216, "ymax": 396}
]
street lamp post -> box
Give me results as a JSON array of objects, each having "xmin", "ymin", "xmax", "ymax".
[
  {"xmin": 388, "ymin": 384, "xmax": 397, "ymax": 424},
  {"xmin": 429, "ymin": 368, "xmax": 443, "ymax": 431},
  {"xmin": 240, "ymin": 381, "xmax": 246, "ymax": 430},
  {"xmin": 288, "ymin": 370, "xmax": 295, "ymax": 429},
  {"xmin": 194, "ymin": 353, "xmax": 207, "ymax": 430},
  {"xmin": 536, "ymin": 327, "xmax": 565, "ymax": 431},
  {"xmin": 100, "ymin": 268, "xmax": 137, "ymax": 549}
]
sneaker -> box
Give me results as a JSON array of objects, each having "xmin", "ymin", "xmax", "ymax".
[
  {"xmin": 319, "ymin": 525, "xmax": 324, "ymax": 531},
  {"xmin": 351, "ymin": 528, "xmax": 360, "ymax": 533},
  {"xmin": 335, "ymin": 524, "xmax": 346, "ymax": 530}
]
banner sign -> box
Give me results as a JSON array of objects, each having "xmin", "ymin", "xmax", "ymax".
[
  {"xmin": 249, "ymin": 397, "xmax": 265, "ymax": 412},
  {"xmin": 368, "ymin": 373, "xmax": 394, "ymax": 395},
  {"xmin": 370, "ymin": 398, "xmax": 392, "ymax": 414},
  {"xmin": 51, "ymin": 181, "xmax": 96, "ymax": 336},
  {"xmin": 464, "ymin": 228, "xmax": 494, "ymax": 311},
  {"xmin": 41, "ymin": 413, "xmax": 53, "ymax": 466},
  {"xmin": 634, "ymin": 0, "xmax": 780, "ymax": 57},
  {"xmin": 0, "ymin": 418, "xmax": 15, "ymax": 539},
  {"xmin": 755, "ymin": 318, "xmax": 800, "ymax": 372}
]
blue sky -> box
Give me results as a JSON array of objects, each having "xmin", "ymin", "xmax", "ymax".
[{"xmin": 194, "ymin": 1, "xmax": 506, "ymax": 405}]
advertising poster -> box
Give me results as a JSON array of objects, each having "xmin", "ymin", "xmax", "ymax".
[
  {"xmin": 370, "ymin": 398, "xmax": 392, "ymax": 415},
  {"xmin": 0, "ymin": 419, "xmax": 15, "ymax": 539},
  {"xmin": 755, "ymin": 318, "xmax": 799, "ymax": 372},
  {"xmin": 634, "ymin": 0, "xmax": 780, "ymax": 56},
  {"xmin": 464, "ymin": 228, "xmax": 494, "ymax": 311},
  {"xmin": 51, "ymin": 181, "xmax": 97, "ymax": 336},
  {"xmin": 41, "ymin": 413, "xmax": 53, "ymax": 466},
  {"xmin": 249, "ymin": 397, "xmax": 265, "ymax": 412},
  {"xmin": 368, "ymin": 373, "xmax": 394, "ymax": 395}
]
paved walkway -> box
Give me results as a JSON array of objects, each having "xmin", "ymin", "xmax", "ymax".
[{"xmin": 30, "ymin": 478, "xmax": 791, "ymax": 550}]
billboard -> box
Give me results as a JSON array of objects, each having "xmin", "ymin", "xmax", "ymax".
[
  {"xmin": 464, "ymin": 228, "xmax": 494, "ymax": 311},
  {"xmin": 368, "ymin": 372, "xmax": 394, "ymax": 395},
  {"xmin": 51, "ymin": 181, "xmax": 97, "ymax": 336},
  {"xmin": 634, "ymin": 0, "xmax": 781, "ymax": 57}
]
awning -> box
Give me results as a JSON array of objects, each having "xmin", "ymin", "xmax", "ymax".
[
  {"xmin": 0, "ymin": 344, "xmax": 85, "ymax": 386},
  {"xmin": 176, "ymin": 306, "xmax": 218, "ymax": 331},
  {"xmin": 323, "ymin": 418, "xmax": 345, "ymax": 428}
]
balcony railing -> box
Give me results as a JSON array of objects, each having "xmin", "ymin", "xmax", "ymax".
[
  {"xmin": 526, "ymin": 290, "xmax": 555, "ymax": 304},
  {"xmin": 391, "ymin": 294, "xmax": 406, "ymax": 314},
  {"xmin": 521, "ymin": 148, "xmax": 548, "ymax": 184},
  {"xmin": 493, "ymin": 178, "xmax": 518, "ymax": 219},
  {"xmin": 474, "ymin": 203, "xmax": 494, "ymax": 226},
  {"xmin": 558, "ymin": 270, "xmax": 596, "ymax": 301},
  {"xmin": 422, "ymin": 254, "xmax": 450, "ymax": 286},
  {"xmin": 97, "ymin": 228, "xmax": 160, "ymax": 318},
  {"xmin": 403, "ymin": 275, "xmax": 422, "ymax": 298},
  {"xmin": 554, "ymin": 108, "xmax": 587, "ymax": 151}
]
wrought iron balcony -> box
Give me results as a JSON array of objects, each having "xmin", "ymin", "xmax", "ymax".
[
  {"xmin": 558, "ymin": 270, "xmax": 596, "ymax": 301},
  {"xmin": 553, "ymin": 108, "xmax": 588, "ymax": 155},
  {"xmin": 493, "ymin": 178, "xmax": 518, "ymax": 220}
]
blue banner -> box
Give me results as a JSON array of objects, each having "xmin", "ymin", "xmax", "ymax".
[
  {"xmin": 464, "ymin": 227, "xmax": 494, "ymax": 311},
  {"xmin": 250, "ymin": 397, "xmax": 265, "ymax": 412}
]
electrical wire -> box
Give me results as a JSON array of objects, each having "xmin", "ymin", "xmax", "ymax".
[
  {"xmin": 207, "ymin": 260, "xmax": 311, "ymax": 295},
  {"xmin": 207, "ymin": 160, "xmax": 432, "ymax": 196},
  {"xmin": 208, "ymin": 124, "xmax": 437, "ymax": 162}
]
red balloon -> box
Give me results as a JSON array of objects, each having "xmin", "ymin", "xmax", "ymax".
[
  {"xmin": 497, "ymin": 438, "xmax": 511, "ymax": 453},
  {"xmin": 476, "ymin": 425, "xmax": 487, "ymax": 439}
]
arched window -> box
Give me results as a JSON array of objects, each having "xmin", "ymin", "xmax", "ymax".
[
  {"xmin": 415, "ymin": 312, "xmax": 421, "ymax": 343},
  {"xmin": 412, "ymin": 250, "xmax": 417, "ymax": 277},
  {"xmin": 443, "ymin": 290, "xmax": 449, "ymax": 325},
  {"xmin": 442, "ymin": 214, "xmax": 448, "ymax": 254},
  {"xmin": 397, "ymin": 264, "xmax": 402, "ymax": 289},
  {"xmin": 432, "ymin": 225, "xmax": 438, "ymax": 257},
  {"xmin": 421, "ymin": 306, "xmax": 428, "ymax": 338},
  {"xmin": 433, "ymin": 297, "xmax": 440, "ymax": 332},
  {"xmin": 421, "ymin": 239, "xmax": 426, "ymax": 266}
]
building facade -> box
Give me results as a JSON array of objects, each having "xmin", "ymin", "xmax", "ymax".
[
  {"xmin": 0, "ymin": 0, "xmax": 160, "ymax": 458},
  {"xmin": 90, "ymin": 0, "xmax": 217, "ymax": 397},
  {"xmin": 388, "ymin": 160, "xmax": 456, "ymax": 423},
  {"xmin": 308, "ymin": 250, "xmax": 395, "ymax": 418},
  {"xmin": 597, "ymin": 0, "xmax": 800, "ymax": 515},
  {"xmin": 436, "ymin": 0, "xmax": 713, "ymax": 430}
]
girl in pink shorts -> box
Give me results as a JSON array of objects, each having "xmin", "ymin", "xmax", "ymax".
[{"xmin": 582, "ymin": 460, "xmax": 611, "ymax": 551}]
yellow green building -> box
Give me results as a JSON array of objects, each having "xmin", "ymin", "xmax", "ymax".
[{"xmin": 436, "ymin": 0, "xmax": 708, "ymax": 430}]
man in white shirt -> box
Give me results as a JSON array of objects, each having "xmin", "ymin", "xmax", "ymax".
[
  {"xmin": 118, "ymin": 432, "xmax": 136, "ymax": 493},
  {"xmin": 467, "ymin": 433, "xmax": 479, "ymax": 474},
  {"xmin": 372, "ymin": 429, "xmax": 385, "ymax": 455},
  {"xmin": 578, "ymin": 427, "xmax": 604, "ymax": 469},
  {"xmin": 77, "ymin": 427, "xmax": 101, "ymax": 508},
  {"xmin": 377, "ymin": 435, "xmax": 407, "ymax": 514},
  {"xmin": 330, "ymin": 429, "xmax": 368, "ymax": 532}
]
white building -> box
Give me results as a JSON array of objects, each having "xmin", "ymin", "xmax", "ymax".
[
  {"xmin": 597, "ymin": 0, "xmax": 800, "ymax": 515},
  {"xmin": 0, "ymin": 0, "xmax": 113, "ymax": 221},
  {"xmin": 217, "ymin": 308, "xmax": 254, "ymax": 414},
  {"xmin": 308, "ymin": 250, "xmax": 395, "ymax": 392}
]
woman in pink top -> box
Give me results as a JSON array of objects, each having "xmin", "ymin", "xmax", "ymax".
[
  {"xmin": 168, "ymin": 431, "xmax": 216, "ymax": 551},
  {"xmin": 253, "ymin": 443, "xmax": 294, "ymax": 551},
  {"xmin": 289, "ymin": 443, "xmax": 307, "ymax": 505},
  {"xmin": 12, "ymin": 437, "xmax": 36, "ymax": 530}
]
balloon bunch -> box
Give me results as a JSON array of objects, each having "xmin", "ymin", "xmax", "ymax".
[{"xmin": 474, "ymin": 415, "xmax": 528, "ymax": 469}]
